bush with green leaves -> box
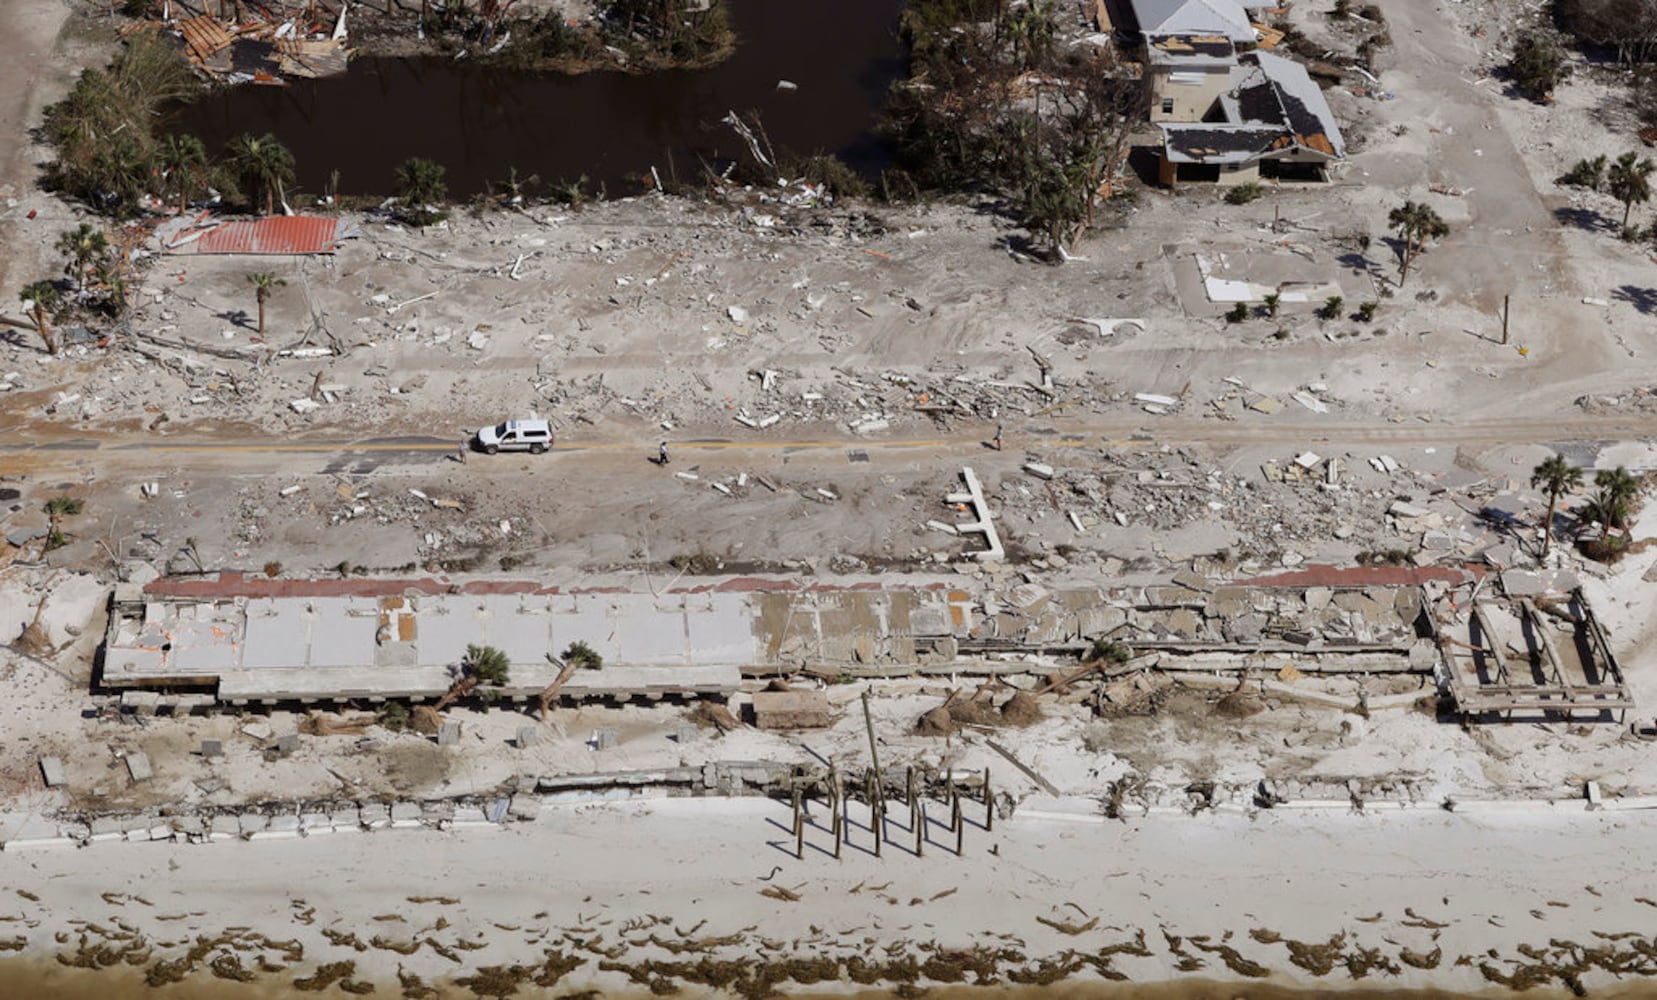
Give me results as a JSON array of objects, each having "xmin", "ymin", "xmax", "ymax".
[
  {"xmin": 1225, "ymin": 181, "xmax": 1264, "ymax": 205},
  {"xmin": 1560, "ymin": 155, "xmax": 1607, "ymax": 191},
  {"xmin": 1318, "ymin": 295, "xmax": 1344, "ymax": 321},
  {"xmin": 1226, "ymin": 303, "xmax": 1250, "ymax": 323},
  {"xmin": 1355, "ymin": 300, "xmax": 1378, "ymax": 322},
  {"xmin": 1507, "ymin": 33, "xmax": 1572, "ymax": 102}
]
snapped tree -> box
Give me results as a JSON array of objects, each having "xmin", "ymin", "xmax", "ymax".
[{"xmin": 18, "ymin": 282, "xmax": 62, "ymax": 355}]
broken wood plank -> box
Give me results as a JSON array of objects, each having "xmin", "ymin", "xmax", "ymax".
[{"xmin": 985, "ymin": 739, "xmax": 1059, "ymax": 796}]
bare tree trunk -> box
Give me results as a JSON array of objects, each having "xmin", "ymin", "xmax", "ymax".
[{"xmin": 433, "ymin": 675, "xmax": 477, "ymax": 712}]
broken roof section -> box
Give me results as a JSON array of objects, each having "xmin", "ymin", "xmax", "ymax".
[
  {"xmin": 1131, "ymin": 0, "xmax": 1255, "ymax": 44},
  {"xmin": 1223, "ymin": 50, "xmax": 1345, "ymax": 158},
  {"xmin": 1146, "ymin": 32, "xmax": 1237, "ymax": 67},
  {"xmin": 158, "ymin": 215, "xmax": 358, "ymax": 255},
  {"xmin": 1160, "ymin": 51, "xmax": 1345, "ymax": 165}
]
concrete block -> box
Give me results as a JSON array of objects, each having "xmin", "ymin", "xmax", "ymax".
[
  {"xmin": 301, "ymin": 812, "xmax": 333, "ymax": 835},
  {"xmin": 592, "ymin": 729, "xmax": 619, "ymax": 750},
  {"xmin": 515, "ymin": 726, "xmax": 539, "ymax": 748},
  {"xmin": 124, "ymin": 753, "xmax": 152, "ymax": 783},
  {"xmin": 436, "ymin": 722, "xmax": 461, "ymax": 746},
  {"xmin": 670, "ymin": 724, "xmax": 700, "ymax": 744},
  {"xmin": 38, "ymin": 757, "xmax": 66, "ymax": 788},
  {"xmin": 200, "ymin": 739, "xmax": 224, "ymax": 758},
  {"xmin": 358, "ymin": 804, "xmax": 390, "ymax": 830},
  {"xmin": 275, "ymin": 733, "xmax": 300, "ymax": 755},
  {"xmin": 751, "ymin": 689, "xmax": 836, "ymax": 730},
  {"xmin": 389, "ymin": 802, "xmax": 421, "ymax": 828},
  {"xmin": 451, "ymin": 806, "xmax": 490, "ymax": 827},
  {"xmin": 508, "ymin": 795, "xmax": 540, "ymax": 821},
  {"xmin": 238, "ymin": 812, "xmax": 268, "ymax": 836},
  {"xmin": 210, "ymin": 814, "xmax": 240, "ymax": 839}
]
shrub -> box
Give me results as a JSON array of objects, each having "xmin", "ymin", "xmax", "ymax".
[
  {"xmin": 1507, "ymin": 33, "xmax": 1572, "ymax": 102},
  {"xmin": 1318, "ymin": 295, "xmax": 1344, "ymax": 321},
  {"xmin": 1262, "ymin": 292, "xmax": 1281, "ymax": 317},
  {"xmin": 1355, "ymin": 300, "xmax": 1378, "ymax": 322},
  {"xmin": 263, "ymin": 560, "xmax": 282, "ymax": 578},
  {"xmin": 43, "ymin": 496, "xmax": 83, "ymax": 517},
  {"xmin": 376, "ymin": 701, "xmax": 410, "ymax": 731},
  {"xmin": 1226, "ymin": 302, "xmax": 1250, "ymax": 323},
  {"xmin": 1560, "ymin": 155, "xmax": 1606, "ymax": 191},
  {"xmin": 1225, "ymin": 181, "xmax": 1264, "ymax": 204}
]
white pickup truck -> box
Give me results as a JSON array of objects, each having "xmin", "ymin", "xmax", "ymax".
[{"xmin": 474, "ymin": 418, "xmax": 553, "ymax": 455}]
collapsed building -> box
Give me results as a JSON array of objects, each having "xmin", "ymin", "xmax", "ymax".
[{"xmin": 100, "ymin": 569, "xmax": 1630, "ymax": 724}]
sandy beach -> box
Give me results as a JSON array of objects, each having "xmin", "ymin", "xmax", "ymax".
[{"xmin": 6, "ymin": 796, "xmax": 1657, "ymax": 997}]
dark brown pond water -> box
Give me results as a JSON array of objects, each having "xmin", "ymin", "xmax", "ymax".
[{"xmin": 168, "ymin": 0, "xmax": 907, "ymax": 198}]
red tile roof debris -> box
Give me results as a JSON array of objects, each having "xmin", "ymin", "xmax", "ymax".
[{"xmin": 165, "ymin": 215, "xmax": 343, "ymax": 255}]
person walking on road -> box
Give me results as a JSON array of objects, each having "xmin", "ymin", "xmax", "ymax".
[
  {"xmin": 658, "ymin": 441, "xmax": 670, "ymax": 466},
  {"xmin": 993, "ymin": 424, "xmax": 1004, "ymax": 452},
  {"xmin": 456, "ymin": 439, "xmax": 468, "ymax": 464}
]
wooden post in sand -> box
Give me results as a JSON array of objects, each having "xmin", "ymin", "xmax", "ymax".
[
  {"xmin": 953, "ymin": 794, "xmax": 964, "ymax": 856},
  {"xmin": 866, "ymin": 770, "xmax": 882, "ymax": 858},
  {"xmin": 797, "ymin": 811, "xmax": 806, "ymax": 859},
  {"xmin": 917, "ymin": 801, "xmax": 926, "ymax": 856},
  {"xmin": 861, "ymin": 690, "xmax": 882, "ymax": 784},
  {"xmin": 984, "ymin": 768, "xmax": 993, "ymax": 832},
  {"xmin": 830, "ymin": 767, "xmax": 842, "ymax": 861}
]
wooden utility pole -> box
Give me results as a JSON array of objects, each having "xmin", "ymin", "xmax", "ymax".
[{"xmin": 1501, "ymin": 294, "xmax": 1510, "ymax": 345}]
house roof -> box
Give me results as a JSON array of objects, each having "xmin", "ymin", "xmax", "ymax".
[
  {"xmin": 1130, "ymin": 0, "xmax": 1254, "ymax": 44},
  {"xmin": 1160, "ymin": 124, "xmax": 1289, "ymax": 164},
  {"xmin": 1146, "ymin": 32, "xmax": 1237, "ymax": 66},
  {"xmin": 1237, "ymin": 50, "xmax": 1345, "ymax": 158},
  {"xmin": 1164, "ymin": 50, "xmax": 1345, "ymax": 165},
  {"xmin": 161, "ymin": 215, "xmax": 352, "ymax": 255}
]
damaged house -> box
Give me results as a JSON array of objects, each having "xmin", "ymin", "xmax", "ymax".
[
  {"xmin": 1157, "ymin": 51, "xmax": 1346, "ymax": 185},
  {"xmin": 1128, "ymin": 0, "xmax": 1257, "ymax": 122},
  {"xmin": 1121, "ymin": 0, "xmax": 1345, "ymax": 184}
]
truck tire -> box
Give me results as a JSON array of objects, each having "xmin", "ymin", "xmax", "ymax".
[
  {"xmin": 484, "ymin": 444, "xmax": 499, "ymax": 455},
  {"xmin": 530, "ymin": 443, "xmax": 546, "ymax": 455}
]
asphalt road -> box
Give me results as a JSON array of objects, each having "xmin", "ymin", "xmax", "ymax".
[{"xmin": 4, "ymin": 413, "xmax": 1655, "ymax": 475}]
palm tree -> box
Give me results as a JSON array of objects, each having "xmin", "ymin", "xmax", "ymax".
[
  {"xmin": 1387, "ymin": 200, "xmax": 1449, "ymax": 284},
  {"xmin": 247, "ymin": 271, "xmax": 286, "ymax": 336},
  {"xmin": 1530, "ymin": 454, "xmax": 1581, "ymax": 557},
  {"xmin": 1607, "ymin": 151, "xmax": 1655, "ymax": 229},
  {"xmin": 434, "ymin": 644, "xmax": 511, "ymax": 710},
  {"xmin": 1585, "ymin": 466, "xmax": 1641, "ymax": 534},
  {"xmin": 1003, "ymin": 1, "xmax": 1056, "ymax": 70},
  {"xmin": 395, "ymin": 157, "xmax": 448, "ymax": 227},
  {"xmin": 56, "ymin": 223, "xmax": 108, "ymax": 293},
  {"xmin": 225, "ymin": 132, "xmax": 296, "ymax": 216},
  {"xmin": 19, "ymin": 282, "xmax": 61, "ymax": 355},
  {"xmin": 158, "ymin": 133, "xmax": 209, "ymax": 215}
]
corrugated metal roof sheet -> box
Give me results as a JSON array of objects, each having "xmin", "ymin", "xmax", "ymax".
[{"xmin": 167, "ymin": 216, "xmax": 341, "ymax": 255}]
